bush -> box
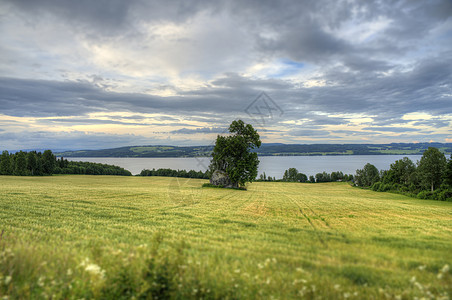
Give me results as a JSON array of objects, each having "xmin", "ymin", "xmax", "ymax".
[
  {"xmin": 371, "ymin": 182, "xmax": 381, "ymax": 191},
  {"xmin": 437, "ymin": 189, "xmax": 452, "ymax": 201},
  {"xmin": 417, "ymin": 190, "xmax": 433, "ymax": 200},
  {"xmin": 378, "ymin": 183, "xmax": 391, "ymax": 192}
]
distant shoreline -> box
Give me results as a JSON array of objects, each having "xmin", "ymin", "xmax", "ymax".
[{"xmin": 53, "ymin": 142, "xmax": 451, "ymax": 158}]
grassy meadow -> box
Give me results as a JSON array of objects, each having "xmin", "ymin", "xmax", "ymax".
[{"xmin": 0, "ymin": 175, "xmax": 451, "ymax": 299}]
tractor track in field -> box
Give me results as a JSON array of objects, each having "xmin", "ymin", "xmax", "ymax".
[
  {"xmin": 280, "ymin": 189, "xmax": 327, "ymax": 247},
  {"xmin": 277, "ymin": 186, "xmax": 350, "ymax": 246}
]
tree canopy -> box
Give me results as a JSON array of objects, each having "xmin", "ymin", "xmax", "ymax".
[
  {"xmin": 209, "ymin": 120, "xmax": 261, "ymax": 188},
  {"xmin": 418, "ymin": 147, "xmax": 446, "ymax": 192}
]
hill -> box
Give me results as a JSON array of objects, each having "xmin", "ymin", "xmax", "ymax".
[
  {"xmin": 1, "ymin": 176, "xmax": 451, "ymax": 299},
  {"xmin": 55, "ymin": 142, "xmax": 452, "ymax": 157}
]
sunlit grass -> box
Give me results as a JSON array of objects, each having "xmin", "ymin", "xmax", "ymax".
[{"xmin": 1, "ymin": 175, "xmax": 451, "ymax": 299}]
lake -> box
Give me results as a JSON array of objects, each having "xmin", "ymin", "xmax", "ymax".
[{"xmin": 66, "ymin": 155, "xmax": 423, "ymax": 178}]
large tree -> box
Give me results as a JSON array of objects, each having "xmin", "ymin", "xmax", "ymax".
[
  {"xmin": 42, "ymin": 150, "xmax": 56, "ymax": 175},
  {"xmin": 418, "ymin": 147, "xmax": 446, "ymax": 192},
  {"xmin": 355, "ymin": 163, "xmax": 380, "ymax": 187},
  {"xmin": 444, "ymin": 154, "xmax": 452, "ymax": 187},
  {"xmin": 385, "ymin": 157, "xmax": 416, "ymax": 186},
  {"xmin": 209, "ymin": 120, "xmax": 261, "ymax": 188}
]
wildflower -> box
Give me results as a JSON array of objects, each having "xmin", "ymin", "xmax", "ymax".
[
  {"xmin": 334, "ymin": 284, "xmax": 340, "ymax": 290},
  {"xmin": 414, "ymin": 282, "xmax": 423, "ymax": 291},
  {"xmin": 410, "ymin": 276, "xmax": 416, "ymax": 283},
  {"xmin": 37, "ymin": 276, "xmax": 45, "ymax": 287},
  {"xmin": 234, "ymin": 269, "xmax": 240, "ymax": 273},
  {"xmin": 343, "ymin": 292, "xmax": 350, "ymax": 298},
  {"xmin": 258, "ymin": 263, "xmax": 264, "ymax": 269},
  {"xmin": 85, "ymin": 263, "xmax": 106, "ymax": 279},
  {"xmin": 4, "ymin": 276, "xmax": 12, "ymax": 285},
  {"xmin": 437, "ymin": 273, "xmax": 443, "ymax": 279},
  {"xmin": 67, "ymin": 268, "xmax": 73, "ymax": 276},
  {"xmin": 79, "ymin": 257, "xmax": 90, "ymax": 267},
  {"xmin": 418, "ymin": 265, "xmax": 426, "ymax": 271},
  {"xmin": 441, "ymin": 264, "xmax": 449, "ymax": 273}
]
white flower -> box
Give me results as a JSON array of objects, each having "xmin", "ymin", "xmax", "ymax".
[
  {"xmin": 441, "ymin": 264, "xmax": 449, "ymax": 273},
  {"xmin": 37, "ymin": 276, "xmax": 45, "ymax": 287},
  {"xmin": 4, "ymin": 276, "xmax": 12, "ymax": 285},
  {"xmin": 79, "ymin": 257, "xmax": 90, "ymax": 267},
  {"xmin": 414, "ymin": 282, "xmax": 423, "ymax": 291},
  {"xmin": 67, "ymin": 268, "xmax": 73, "ymax": 276},
  {"xmin": 334, "ymin": 284, "xmax": 341, "ymax": 290},
  {"xmin": 85, "ymin": 263, "xmax": 106, "ymax": 279}
]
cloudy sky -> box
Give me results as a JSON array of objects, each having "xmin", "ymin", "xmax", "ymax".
[{"xmin": 1, "ymin": 0, "xmax": 451, "ymax": 150}]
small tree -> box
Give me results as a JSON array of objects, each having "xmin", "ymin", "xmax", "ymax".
[
  {"xmin": 209, "ymin": 120, "xmax": 261, "ymax": 188},
  {"xmin": 296, "ymin": 172, "xmax": 308, "ymax": 183}
]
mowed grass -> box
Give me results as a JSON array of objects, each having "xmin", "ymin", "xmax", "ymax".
[{"xmin": 0, "ymin": 175, "xmax": 451, "ymax": 299}]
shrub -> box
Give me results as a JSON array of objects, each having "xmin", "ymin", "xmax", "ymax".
[
  {"xmin": 417, "ymin": 190, "xmax": 433, "ymax": 200},
  {"xmin": 437, "ymin": 189, "xmax": 452, "ymax": 201},
  {"xmin": 378, "ymin": 184, "xmax": 391, "ymax": 192},
  {"xmin": 371, "ymin": 182, "xmax": 381, "ymax": 191}
]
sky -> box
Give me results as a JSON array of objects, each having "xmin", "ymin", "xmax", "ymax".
[{"xmin": 0, "ymin": 0, "xmax": 451, "ymax": 151}]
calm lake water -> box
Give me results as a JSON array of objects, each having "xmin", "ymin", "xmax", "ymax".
[{"xmin": 66, "ymin": 155, "xmax": 423, "ymax": 178}]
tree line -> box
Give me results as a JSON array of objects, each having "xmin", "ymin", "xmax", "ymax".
[
  {"xmin": 139, "ymin": 168, "xmax": 209, "ymax": 179},
  {"xmin": 257, "ymin": 169, "xmax": 354, "ymax": 183},
  {"xmin": 0, "ymin": 150, "xmax": 131, "ymax": 176},
  {"xmin": 354, "ymin": 147, "xmax": 452, "ymax": 201}
]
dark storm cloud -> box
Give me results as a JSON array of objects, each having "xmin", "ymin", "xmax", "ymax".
[
  {"xmin": 0, "ymin": 77, "xmax": 250, "ymax": 118},
  {"xmin": 1, "ymin": 60, "xmax": 451, "ymax": 128},
  {"xmin": 3, "ymin": 0, "xmax": 213, "ymax": 38}
]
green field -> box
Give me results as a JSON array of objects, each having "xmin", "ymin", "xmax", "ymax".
[{"xmin": 1, "ymin": 176, "xmax": 451, "ymax": 299}]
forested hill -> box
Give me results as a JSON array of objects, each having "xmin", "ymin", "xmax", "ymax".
[{"xmin": 55, "ymin": 143, "xmax": 452, "ymax": 158}]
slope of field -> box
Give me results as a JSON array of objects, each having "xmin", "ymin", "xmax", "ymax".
[{"xmin": 1, "ymin": 176, "xmax": 451, "ymax": 299}]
